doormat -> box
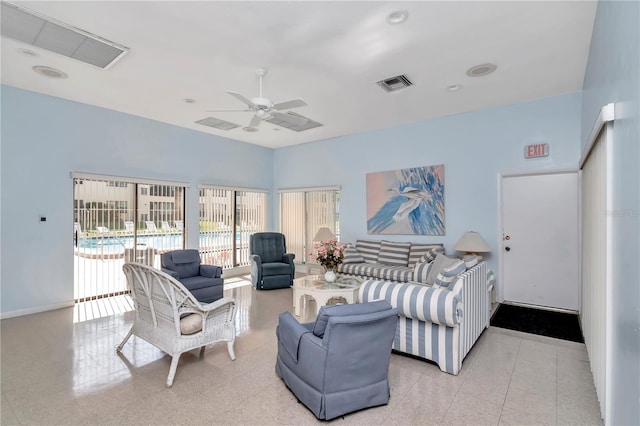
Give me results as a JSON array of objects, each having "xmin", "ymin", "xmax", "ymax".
[{"xmin": 490, "ymin": 303, "xmax": 584, "ymax": 343}]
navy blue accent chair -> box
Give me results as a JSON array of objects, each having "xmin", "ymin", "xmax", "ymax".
[
  {"xmin": 161, "ymin": 249, "xmax": 223, "ymax": 304},
  {"xmin": 275, "ymin": 301, "xmax": 398, "ymax": 420},
  {"xmin": 249, "ymin": 232, "xmax": 295, "ymax": 290}
]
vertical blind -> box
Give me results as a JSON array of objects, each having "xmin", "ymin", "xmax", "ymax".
[{"xmin": 279, "ymin": 188, "xmax": 340, "ymax": 264}]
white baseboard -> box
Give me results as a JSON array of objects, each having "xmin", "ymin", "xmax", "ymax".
[{"xmin": 1, "ymin": 300, "xmax": 75, "ymax": 320}]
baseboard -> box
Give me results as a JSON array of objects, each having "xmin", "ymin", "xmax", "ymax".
[
  {"xmin": 501, "ymin": 300, "xmax": 579, "ymax": 315},
  {"xmin": 1, "ymin": 300, "xmax": 75, "ymax": 320}
]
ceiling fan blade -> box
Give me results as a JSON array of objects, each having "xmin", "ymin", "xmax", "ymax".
[
  {"xmin": 205, "ymin": 108, "xmax": 251, "ymax": 112},
  {"xmin": 249, "ymin": 115, "xmax": 262, "ymax": 128},
  {"xmin": 226, "ymin": 91, "xmax": 256, "ymax": 108},
  {"xmin": 271, "ymin": 111, "xmax": 309, "ymax": 126},
  {"xmin": 273, "ymin": 99, "xmax": 307, "ymax": 111}
]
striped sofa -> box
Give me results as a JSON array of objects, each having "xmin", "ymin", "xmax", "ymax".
[
  {"xmin": 359, "ymin": 261, "xmax": 489, "ymax": 375},
  {"xmin": 337, "ymin": 240, "xmax": 444, "ymax": 283}
]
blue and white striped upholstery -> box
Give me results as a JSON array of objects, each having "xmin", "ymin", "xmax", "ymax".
[
  {"xmin": 433, "ymin": 260, "xmax": 466, "ymax": 289},
  {"xmin": 355, "ymin": 240, "xmax": 381, "ymax": 264},
  {"xmin": 408, "ymin": 244, "xmax": 444, "ymax": 267},
  {"xmin": 413, "ymin": 261, "xmax": 433, "ymax": 284},
  {"xmin": 378, "ymin": 241, "xmax": 411, "ymax": 266},
  {"xmin": 358, "ymin": 262, "xmax": 489, "ymax": 376},
  {"xmin": 337, "ymin": 263, "xmax": 413, "ymax": 282},
  {"xmin": 342, "ymin": 247, "xmax": 365, "ymax": 264},
  {"xmin": 464, "ymin": 255, "xmax": 478, "ymax": 268}
]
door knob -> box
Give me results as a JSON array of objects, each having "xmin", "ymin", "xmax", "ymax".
[{"xmin": 505, "ymin": 246, "xmax": 511, "ymax": 252}]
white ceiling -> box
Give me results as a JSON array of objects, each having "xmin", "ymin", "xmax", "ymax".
[{"xmin": 1, "ymin": 1, "xmax": 597, "ymax": 149}]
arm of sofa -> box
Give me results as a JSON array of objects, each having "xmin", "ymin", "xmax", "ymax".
[
  {"xmin": 250, "ymin": 254, "xmax": 262, "ymax": 287},
  {"xmin": 359, "ymin": 280, "xmax": 461, "ymax": 327}
]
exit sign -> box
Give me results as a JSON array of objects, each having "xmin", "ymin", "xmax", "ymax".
[{"xmin": 524, "ymin": 143, "xmax": 549, "ymax": 159}]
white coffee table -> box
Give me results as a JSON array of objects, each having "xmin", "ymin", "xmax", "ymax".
[{"xmin": 292, "ymin": 275, "xmax": 363, "ymax": 316}]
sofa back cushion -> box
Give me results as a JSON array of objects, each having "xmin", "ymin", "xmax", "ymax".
[
  {"xmin": 355, "ymin": 240, "xmax": 382, "ymax": 264},
  {"xmin": 342, "ymin": 247, "xmax": 366, "ymax": 264},
  {"xmin": 378, "ymin": 240, "xmax": 411, "ymax": 266},
  {"xmin": 408, "ymin": 244, "xmax": 444, "ymax": 267},
  {"xmin": 426, "ymin": 253, "xmax": 461, "ymax": 285},
  {"xmin": 413, "ymin": 261, "xmax": 433, "ymax": 284}
]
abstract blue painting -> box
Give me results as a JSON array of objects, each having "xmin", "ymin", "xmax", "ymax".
[{"xmin": 366, "ymin": 165, "xmax": 445, "ymax": 235}]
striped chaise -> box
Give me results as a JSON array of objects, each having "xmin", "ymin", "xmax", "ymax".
[{"xmin": 359, "ymin": 262, "xmax": 489, "ymax": 375}]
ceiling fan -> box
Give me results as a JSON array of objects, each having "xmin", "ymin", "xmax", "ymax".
[{"xmin": 207, "ymin": 68, "xmax": 309, "ymax": 129}]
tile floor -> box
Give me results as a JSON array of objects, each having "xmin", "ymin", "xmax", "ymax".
[{"xmin": 1, "ymin": 276, "xmax": 603, "ymax": 425}]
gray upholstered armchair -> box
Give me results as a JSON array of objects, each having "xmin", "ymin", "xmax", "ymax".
[
  {"xmin": 161, "ymin": 249, "xmax": 223, "ymax": 304},
  {"xmin": 249, "ymin": 232, "xmax": 295, "ymax": 290},
  {"xmin": 275, "ymin": 301, "xmax": 398, "ymax": 420}
]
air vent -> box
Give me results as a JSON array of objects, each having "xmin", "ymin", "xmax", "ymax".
[
  {"xmin": 0, "ymin": 1, "xmax": 128, "ymax": 69},
  {"xmin": 265, "ymin": 112, "xmax": 323, "ymax": 132},
  {"xmin": 195, "ymin": 117, "xmax": 240, "ymax": 131},
  {"xmin": 376, "ymin": 74, "xmax": 413, "ymax": 92}
]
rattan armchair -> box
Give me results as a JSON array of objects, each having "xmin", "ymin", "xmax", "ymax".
[{"xmin": 117, "ymin": 262, "xmax": 237, "ymax": 387}]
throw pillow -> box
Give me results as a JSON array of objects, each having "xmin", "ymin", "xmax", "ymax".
[
  {"xmin": 464, "ymin": 255, "xmax": 478, "ymax": 268},
  {"xmin": 378, "ymin": 240, "xmax": 411, "ymax": 266},
  {"xmin": 433, "ymin": 259, "xmax": 466, "ymax": 289},
  {"xmin": 408, "ymin": 244, "xmax": 444, "ymax": 267},
  {"xmin": 342, "ymin": 247, "xmax": 365, "ymax": 264},
  {"xmin": 355, "ymin": 240, "xmax": 382, "ymax": 264},
  {"xmin": 413, "ymin": 261, "xmax": 433, "ymax": 284},
  {"xmin": 180, "ymin": 314, "xmax": 202, "ymax": 335},
  {"xmin": 418, "ymin": 247, "xmax": 445, "ymax": 264},
  {"xmin": 426, "ymin": 253, "xmax": 461, "ymax": 285}
]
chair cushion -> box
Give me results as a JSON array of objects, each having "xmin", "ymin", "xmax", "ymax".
[
  {"xmin": 180, "ymin": 314, "xmax": 202, "ymax": 335},
  {"xmin": 378, "ymin": 241, "xmax": 411, "ymax": 266},
  {"xmin": 355, "ymin": 240, "xmax": 382, "ymax": 264},
  {"xmin": 180, "ymin": 275, "xmax": 223, "ymax": 291},
  {"xmin": 261, "ymin": 262, "xmax": 292, "ymax": 276},
  {"xmin": 342, "ymin": 247, "xmax": 365, "ymax": 264},
  {"xmin": 312, "ymin": 300, "xmax": 393, "ymax": 338},
  {"xmin": 251, "ymin": 233, "xmax": 287, "ymax": 263},
  {"xmin": 162, "ymin": 249, "xmax": 201, "ymax": 278}
]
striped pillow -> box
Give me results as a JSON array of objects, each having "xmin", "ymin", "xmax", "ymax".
[
  {"xmin": 464, "ymin": 255, "xmax": 478, "ymax": 268},
  {"xmin": 355, "ymin": 240, "xmax": 382, "ymax": 264},
  {"xmin": 413, "ymin": 261, "xmax": 433, "ymax": 284},
  {"xmin": 433, "ymin": 260, "xmax": 466, "ymax": 289},
  {"xmin": 378, "ymin": 240, "xmax": 411, "ymax": 266},
  {"xmin": 408, "ymin": 244, "xmax": 444, "ymax": 267},
  {"xmin": 418, "ymin": 247, "xmax": 445, "ymax": 264},
  {"xmin": 342, "ymin": 247, "xmax": 365, "ymax": 264}
]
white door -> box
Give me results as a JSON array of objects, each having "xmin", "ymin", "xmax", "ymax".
[{"xmin": 501, "ymin": 172, "xmax": 580, "ymax": 310}]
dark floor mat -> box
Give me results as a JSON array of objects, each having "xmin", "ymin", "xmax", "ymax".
[{"xmin": 490, "ymin": 303, "xmax": 584, "ymax": 343}]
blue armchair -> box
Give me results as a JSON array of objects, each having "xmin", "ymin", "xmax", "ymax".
[
  {"xmin": 275, "ymin": 301, "xmax": 398, "ymax": 420},
  {"xmin": 161, "ymin": 249, "xmax": 223, "ymax": 304},
  {"xmin": 249, "ymin": 232, "xmax": 295, "ymax": 290}
]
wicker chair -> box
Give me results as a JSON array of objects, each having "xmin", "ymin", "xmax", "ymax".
[{"xmin": 117, "ymin": 262, "xmax": 237, "ymax": 387}]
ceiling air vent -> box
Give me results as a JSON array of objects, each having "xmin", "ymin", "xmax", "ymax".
[
  {"xmin": 376, "ymin": 74, "xmax": 413, "ymax": 92},
  {"xmin": 195, "ymin": 117, "xmax": 240, "ymax": 131},
  {"xmin": 0, "ymin": 1, "xmax": 129, "ymax": 69},
  {"xmin": 265, "ymin": 112, "xmax": 323, "ymax": 132}
]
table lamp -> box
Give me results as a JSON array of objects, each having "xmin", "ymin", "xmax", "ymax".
[
  {"xmin": 453, "ymin": 231, "xmax": 491, "ymax": 260},
  {"xmin": 313, "ymin": 227, "xmax": 335, "ymax": 243}
]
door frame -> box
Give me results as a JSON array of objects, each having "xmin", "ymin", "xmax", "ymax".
[{"xmin": 496, "ymin": 168, "xmax": 582, "ymax": 309}]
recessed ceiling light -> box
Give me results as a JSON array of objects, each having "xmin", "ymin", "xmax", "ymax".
[
  {"xmin": 447, "ymin": 84, "xmax": 461, "ymax": 92},
  {"xmin": 183, "ymin": 98, "xmax": 197, "ymax": 104},
  {"xmin": 32, "ymin": 65, "xmax": 67, "ymax": 79},
  {"xmin": 466, "ymin": 63, "xmax": 498, "ymax": 77},
  {"xmin": 387, "ymin": 10, "xmax": 409, "ymax": 25},
  {"xmin": 17, "ymin": 48, "xmax": 38, "ymax": 57},
  {"xmin": 243, "ymin": 126, "xmax": 259, "ymax": 132}
]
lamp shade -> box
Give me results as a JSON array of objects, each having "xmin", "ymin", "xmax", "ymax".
[
  {"xmin": 453, "ymin": 231, "xmax": 491, "ymax": 253},
  {"xmin": 313, "ymin": 227, "xmax": 335, "ymax": 242}
]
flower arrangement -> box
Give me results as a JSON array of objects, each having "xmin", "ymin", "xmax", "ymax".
[{"xmin": 309, "ymin": 238, "xmax": 345, "ymax": 271}]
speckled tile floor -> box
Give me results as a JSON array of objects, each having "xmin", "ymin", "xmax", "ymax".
[{"xmin": 1, "ymin": 276, "xmax": 603, "ymax": 425}]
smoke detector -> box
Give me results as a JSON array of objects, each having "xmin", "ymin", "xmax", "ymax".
[
  {"xmin": 32, "ymin": 65, "xmax": 67, "ymax": 79},
  {"xmin": 466, "ymin": 63, "xmax": 498, "ymax": 77}
]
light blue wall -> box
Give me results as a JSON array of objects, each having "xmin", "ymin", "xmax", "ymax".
[
  {"xmin": 274, "ymin": 92, "xmax": 583, "ymax": 278},
  {"xmin": 581, "ymin": 1, "xmax": 640, "ymax": 424},
  {"xmin": 0, "ymin": 85, "xmax": 273, "ymax": 315}
]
